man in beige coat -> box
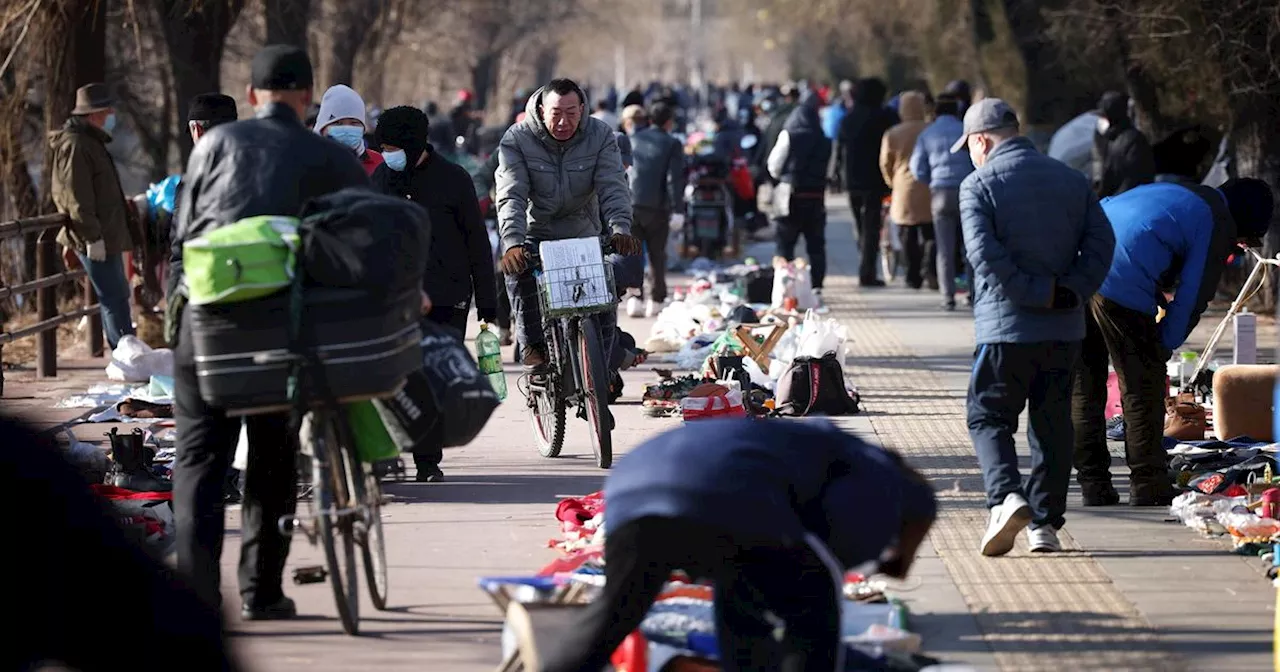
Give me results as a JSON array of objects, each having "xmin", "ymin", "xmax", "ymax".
[{"xmin": 880, "ymin": 91, "xmax": 936, "ymax": 289}]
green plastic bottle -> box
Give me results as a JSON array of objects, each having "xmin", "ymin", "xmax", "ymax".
[{"xmin": 476, "ymin": 322, "xmax": 507, "ymax": 401}]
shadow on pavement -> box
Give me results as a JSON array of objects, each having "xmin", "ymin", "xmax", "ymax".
[{"xmin": 382, "ymin": 473, "xmax": 605, "ymax": 505}]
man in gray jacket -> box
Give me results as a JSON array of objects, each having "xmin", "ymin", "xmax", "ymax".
[
  {"xmin": 625, "ymin": 102, "xmax": 686, "ymax": 317},
  {"xmin": 954, "ymin": 99, "xmax": 1115, "ymax": 557},
  {"xmin": 495, "ymin": 78, "xmax": 640, "ymax": 369}
]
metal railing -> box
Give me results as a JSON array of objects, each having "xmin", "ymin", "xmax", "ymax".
[{"xmin": 0, "ymin": 214, "xmax": 103, "ymax": 394}]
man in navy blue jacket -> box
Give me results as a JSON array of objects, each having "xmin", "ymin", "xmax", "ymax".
[
  {"xmin": 541, "ymin": 419, "xmax": 937, "ymax": 672},
  {"xmin": 955, "ymin": 99, "xmax": 1115, "ymax": 556},
  {"xmin": 1072, "ymin": 178, "xmax": 1273, "ymax": 507}
]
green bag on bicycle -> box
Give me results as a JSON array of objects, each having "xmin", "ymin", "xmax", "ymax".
[
  {"xmin": 345, "ymin": 400, "xmax": 401, "ymax": 464},
  {"xmin": 182, "ymin": 215, "xmax": 301, "ymax": 305}
]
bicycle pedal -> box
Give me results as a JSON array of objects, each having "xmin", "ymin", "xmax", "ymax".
[{"xmin": 292, "ymin": 565, "xmax": 328, "ymax": 585}]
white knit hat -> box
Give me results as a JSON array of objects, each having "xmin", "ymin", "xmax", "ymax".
[{"xmin": 314, "ymin": 84, "xmax": 367, "ymax": 134}]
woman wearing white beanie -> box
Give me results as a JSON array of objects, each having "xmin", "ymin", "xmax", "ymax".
[{"xmin": 314, "ymin": 84, "xmax": 383, "ymax": 176}]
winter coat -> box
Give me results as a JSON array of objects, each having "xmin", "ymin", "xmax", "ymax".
[
  {"xmin": 1093, "ymin": 123, "xmax": 1156, "ymax": 198},
  {"xmin": 1098, "ymin": 182, "xmax": 1236, "ymax": 350},
  {"xmin": 372, "ymin": 145, "xmax": 498, "ymax": 321},
  {"xmin": 629, "ymin": 126, "xmax": 686, "ymax": 212},
  {"xmin": 879, "ymin": 92, "xmax": 932, "ymax": 225},
  {"xmin": 766, "ymin": 91, "xmax": 832, "ymax": 194},
  {"xmin": 960, "ymin": 136, "xmax": 1115, "ymax": 345},
  {"xmin": 49, "ymin": 118, "xmax": 134, "ymax": 255},
  {"xmin": 835, "ymin": 82, "xmax": 899, "ymax": 194},
  {"xmin": 909, "ymin": 114, "xmax": 974, "ymax": 191},
  {"xmin": 494, "ymin": 83, "xmax": 633, "ymax": 253}
]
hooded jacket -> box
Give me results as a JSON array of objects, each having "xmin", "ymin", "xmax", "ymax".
[
  {"xmin": 314, "ymin": 84, "xmax": 383, "ymax": 176},
  {"xmin": 909, "ymin": 113, "xmax": 974, "ymax": 190},
  {"xmin": 629, "ymin": 125, "xmax": 686, "ymax": 211},
  {"xmin": 766, "ymin": 91, "xmax": 831, "ymax": 194},
  {"xmin": 835, "ymin": 79, "xmax": 899, "ymax": 194},
  {"xmin": 49, "ymin": 118, "xmax": 134, "ymax": 255},
  {"xmin": 494, "ymin": 84, "xmax": 633, "ymax": 253},
  {"xmin": 880, "ymin": 92, "xmax": 932, "ymax": 225},
  {"xmin": 1092, "ymin": 93, "xmax": 1155, "ymax": 198}
]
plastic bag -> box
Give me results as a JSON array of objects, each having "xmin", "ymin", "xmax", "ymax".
[
  {"xmin": 795, "ymin": 313, "xmax": 850, "ymax": 361},
  {"xmin": 145, "ymin": 174, "xmax": 182, "ymax": 217},
  {"xmin": 62, "ymin": 429, "xmax": 108, "ymax": 484},
  {"xmin": 91, "ymin": 484, "xmax": 175, "ymax": 558},
  {"xmin": 770, "ymin": 259, "xmax": 818, "ymax": 311},
  {"xmin": 680, "ymin": 389, "xmax": 747, "ymax": 421},
  {"xmin": 105, "ymin": 335, "xmax": 174, "ymax": 382}
]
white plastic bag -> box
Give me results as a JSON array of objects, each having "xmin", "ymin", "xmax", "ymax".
[
  {"xmin": 106, "ymin": 335, "xmax": 174, "ymax": 382},
  {"xmin": 795, "ymin": 313, "xmax": 850, "ymax": 361},
  {"xmin": 742, "ymin": 357, "xmax": 773, "ymax": 390},
  {"xmin": 770, "ymin": 259, "xmax": 818, "ymax": 311}
]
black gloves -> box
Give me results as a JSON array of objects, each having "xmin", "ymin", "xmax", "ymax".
[{"xmin": 1051, "ymin": 285, "xmax": 1080, "ymax": 310}]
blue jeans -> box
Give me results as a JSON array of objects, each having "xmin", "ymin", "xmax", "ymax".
[
  {"xmin": 967, "ymin": 341, "xmax": 1080, "ymax": 530},
  {"xmin": 78, "ymin": 253, "xmax": 135, "ymax": 350}
]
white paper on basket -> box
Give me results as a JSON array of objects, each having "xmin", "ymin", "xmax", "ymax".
[{"xmin": 539, "ymin": 238, "xmax": 611, "ymax": 311}]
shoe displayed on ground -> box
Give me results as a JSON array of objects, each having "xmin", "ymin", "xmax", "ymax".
[
  {"xmin": 498, "ymin": 327, "xmax": 513, "ymax": 346},
  {"xmin": 415, "ymin": 465, "xmax": 445, "ymax": 483},
  {"xmin": 1081, "ymin": 481, "xmax": 1121, "ymax": 507},
  {"xmin": 1027, "ymin": 526, "xmax": 1062, "ymax": 553},
  {"xmin": 1130, "ymin": 482, "xmax": 1178, "ymax": 507},
  {"xmin": 813, "ymin": 288, "xmax": 825, "ymax": 309},
  {"xmin": 644, "ymin": 298, "xmax": 660, "ymax": 318},
  {"xmin": 106, "ymin": 427, "xmax": 172, "ymax": 492},
  {"xmin": 980, "ymin": 492, "xmax": 1032, "ymax": 557},
  {"xmin": 1105, "ymin": 415, "xmax": 1125, "ymax": 440},
  {"xmin": 626, "ymin": 296, "xmax": 644, "ymax": 318},
  {"xmin": 241, "ymin": 596, "xmax": 297, "ymax": 621}
]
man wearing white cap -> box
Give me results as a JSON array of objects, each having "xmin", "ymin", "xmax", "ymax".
[
  {"xmin": 314, "ymin": 84, "xmax": 383, "ymax": 176},
  {"xmin": 954, "ymin": 98, "xmax": 1114, "ymax": 556}
]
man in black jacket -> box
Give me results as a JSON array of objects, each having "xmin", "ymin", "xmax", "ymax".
[
  {"xmin": 169, "ymin": 45, "xmax": 370, "ymax": 620},
  {"xmin": 372, "ymin": 105, "xmax": 497, "ymax": 483},
  {"xmin": 767, "ymin": 91, "xmax": 833, "ymax": 300},
  {"xmin": 755, "ymin": 86, "xmax": 799, "ymax": 187},
  {"xmin": 834, "ymin": 78, "xmax": 898, "ymax": 286},
  {"xmin": 1092, "ymin": 91, "xmax": 1156, "ymax": 198}
]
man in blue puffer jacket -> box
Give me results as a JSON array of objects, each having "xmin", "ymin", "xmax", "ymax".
[
  {"xmin": 955, "ymin": 99, "xmax": 1115, "ymax": 557},
  {"xmin": 911, "ymin": 94, "xmax": 975, "ymax": 310},
  {"xmin": 1073, "ymin": 178, "xmax": 1273, "ymax": 508}
]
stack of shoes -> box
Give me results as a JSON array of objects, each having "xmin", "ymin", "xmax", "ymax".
[{"xmin": 106, "ymin": 427, "xmax": 172, "ymax": 492}]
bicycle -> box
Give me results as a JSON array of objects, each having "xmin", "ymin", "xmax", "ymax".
[
  {"xmin": 260, "ymin": 351, "xmax": 390, "ymax": 636},
  {"xmin": 519, "ymin": 238, "xmax": 617, "ymax": 469}
]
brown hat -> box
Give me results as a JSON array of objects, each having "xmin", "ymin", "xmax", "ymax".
[{"xmin": 71, "ymin": 83, "xmax": 114, "ymax": 116}]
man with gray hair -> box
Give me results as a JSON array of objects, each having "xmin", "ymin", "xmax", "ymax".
[{"xmin": 953, "ymin": 98, "xmax": 1114, "ymax": 556}]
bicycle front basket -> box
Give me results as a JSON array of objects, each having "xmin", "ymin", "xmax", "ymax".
[{"xmin": 536, "ymin": 261, "xmax": 615, "ymax": 318}]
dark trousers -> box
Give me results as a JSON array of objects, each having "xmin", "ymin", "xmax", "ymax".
[
  {"xmin": 494, "ymin": 271, "xmax": 511, "ymax": 331},
  {"xmin": 848, "ymin": 190, "xmax": 884, "ymax": 283},
  {"xmin": 1071, "ymin": 295, "xmax": 1171, "ymax": 493},
  {"xmin": 633, "ymin": 206, "xmax": 671, "ymax": 302},
  {"xmin": 968, "ymin": 341, "xmax": 1080, "ymax": 530},
  {"xmin": 172, "ymin": 314, "xmax": 296, "ymax": 610},
  {"xmin": 775, "ymin": 196, "xmax": 828, "ymax": 289},
  {"xmin": 542, "ymin": 517, "xmax": 842, "ymax": 672},
  {"xmin": 901, "ymin": 223, "xmax": 936, "ymax": 290},
  {"xmin": 412, "ymin": 302, "xmax": 470, "ymax": 472}
]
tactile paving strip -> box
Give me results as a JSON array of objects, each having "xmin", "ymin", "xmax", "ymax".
[{"xmin": 821, "ymin": 272, "xmax": 1185, "ymax": 671}]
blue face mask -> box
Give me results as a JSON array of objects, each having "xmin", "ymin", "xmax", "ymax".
[
  {"xmin": 103, "ymin": 113, "xmax": 117, "ymax": 134},
  {"xmin": 326, "ymin": 125, "xmax": 365, "ymax": 154},
  {"xmin": 383, "ymin": 149, "xmax": 407, "ymax": 172}
]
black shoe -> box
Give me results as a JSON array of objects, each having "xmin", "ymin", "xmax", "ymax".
[
  {"xmin": 415, "ymin": 465, "xmax": 445, "ymax": 483},
  {"xmin": 1081, "ymin": 482, "xmax": 1121, "ymax": 507},
  {"xmin": 861, "ymin": 279, "xmax": 886, "ymax": 288},
  {"xmin": 1130, "ymin": 483, "xmax": 1177, "ymax": 507},
  {"xmin": 943, "ymin": 300, "xmax": 956, "ymax": 312},
  {"xmin": 242, "ymin": 596, "xmax": 297, "ymax": 621}
]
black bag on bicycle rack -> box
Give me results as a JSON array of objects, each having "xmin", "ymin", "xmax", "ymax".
[{"xmin": 374, "ymin": 320, "xmax": 500, "ymax": 449}]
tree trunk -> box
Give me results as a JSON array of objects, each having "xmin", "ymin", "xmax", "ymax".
[
  {"xmin": 156, "ymin": 0, "xmax": 247, "ymax": 165},
  {"xmin": 1232, "ymin": 101, "xmax": 1280, "ymax": 313},
  {"xmin": 471, "ymin": 50, "xmax": 500, "ymax": 112},
  {"xmin": 533, "ymin": 46, "xmax": 559, "ymax": 89},
  {"xmin": 325, "ymin": 0, "xmax": 382, "ymax": 88},
  {"xmin": 264, "ymin": 0, "xmax": 313, "ymax": 51}
]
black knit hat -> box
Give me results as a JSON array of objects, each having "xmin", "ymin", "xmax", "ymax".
[
  {"xmin": 1220, "ymin": 178, "xmax": 1275, "ymax": 240},
  {"xmin": 188, "ymin": 93, "xmax": 238, "ymax": 127},
  {"xmin": 251, "ymin": 44, "xmax": 313, "ymax": 91}
]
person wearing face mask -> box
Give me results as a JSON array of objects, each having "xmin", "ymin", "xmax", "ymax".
[
  {"xmin": 494, "ymin": 78, "xmax": 640, "ymax": 374},
  {"xmin": 313, "ymin": 84, "xmax": 383, "ymax": 175},
  {"xmin": 371, "ymin": 106, "xmax": 498, "ymax": 482},
  {"xmin": 49, "ymin": 83, "xmax": 137, "ymax": 350},
  {"xmin": 1092, "ymin": 91, "xmax": 1155, "ymax": 198},
  {"xmin": 952, "ymin": 98, "xmax": 1115, "ymax": 556}
]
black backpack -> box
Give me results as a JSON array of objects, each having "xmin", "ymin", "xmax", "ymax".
[{"xmin": 774, "ymin": 352, "xmax": 860, "ymax": 416}]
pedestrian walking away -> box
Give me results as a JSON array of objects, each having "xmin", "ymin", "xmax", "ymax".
[
  {"xmin": 1092, "ymin": 91, "xmax": 1156, "ymax": 198},
  {"xmin": 372, "ymin": 105, "xmax": 498, "ymax": 483},
  {"xmin": 1072, "ymin": 178, "xmax": 1274, "ymax": 507},
  {"xmin": 768, "ymin": 90, "xmax": 833, "ymax": 301},
  {"xmin": 954, "ymin": 98, "xmax": 1115, "ymax": 556},
  {"xmin": 624, "ymin": 102, "xmax": 686, "ymax": 318},
  {"xmin": 911, "ymin": 94, "xmax": 975, "ymax": 310},
  {"xmin": 541, "ymin": 419, "xmax": 937, "ymax": 672},
  {"xmin": 834, "ymin": 77, "xmax": 898, "ymax": 286},
  {"xmin": 50, "ymin": 82, "xmax": 137, "ymax": 350},
  {"xmin": 168, "ymin": 44, "xmax": 370, "ymax": 620},
  {"xmin": 880, "ymin": 90, "xmax": 936, "ymax": 291}
]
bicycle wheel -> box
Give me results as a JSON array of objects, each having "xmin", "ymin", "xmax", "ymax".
[
  {"xmin": 311, "ymin": 411, "xmax": 361, "ymax": 635},
  {"xmin": 577, "ymin": 318, "xmax": 613, "ymax": 469},
  {"xmin": 357, "ymin": 467, "xmax": 389, "ymax": 611},
  {"xmin": 530, "ymin": 375, "xmax": 567, "ymax": 458}
]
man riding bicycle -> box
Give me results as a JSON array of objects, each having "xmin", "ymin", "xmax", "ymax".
[{"xmin": 494, "ymin": 78, "xmax": 640, "ymax": 372}]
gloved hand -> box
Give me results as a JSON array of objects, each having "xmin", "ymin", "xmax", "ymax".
[
  {"xmin": 87, "ymin": 240, "xmax": 106, "ymax": 262},
  {"xmin": 1051, "ymin": 285, "xmax": 1080, "ymax": 310},
  {"xmin": 610, "ymin": 233, "xmax": 643, "ymax": 256},
  {"xmin": 670, "ymin": 214, "xmax": 686, "ymax": 231},
  {"xmin": 500, "ymin": 247, "xmax": 528, "ymax": 274}
]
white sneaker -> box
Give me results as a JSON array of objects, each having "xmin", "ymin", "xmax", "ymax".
[
  {"xmin": 644, "ymin": 298, "xmax": 660, "ymax": 318},
  {"xmin": 626, "ymin": 296, "xmax": 644, "ymax": 318},
  {"xmin": 980, "ymin": 492, "xmax": 1032, "ymax": 557},
  {"xmin": 1027, "ymin": 526, "xmax": 1062, "ymax": 553}
]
